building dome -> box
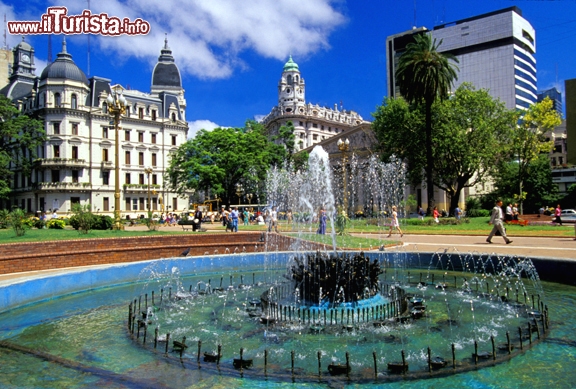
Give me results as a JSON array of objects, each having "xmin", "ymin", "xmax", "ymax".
[
  {"xmin": 151, "ymin": 37, "xmax": 182, "ymax": 88},
  {"xmin": 283, "ymin": 56, "xmax": 299, "ymax": 72},
  {"xmin": 15, "ymin": 37, "xmax": 32, "ymax": 52},
  {"xmin": 40, "ymin": 39, "xmax": 88, "ymax": 85}
]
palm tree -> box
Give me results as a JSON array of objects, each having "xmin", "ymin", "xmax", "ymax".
[{"xmin": 395, "ymin": 32, "xmax": 458, "ymax": 214}]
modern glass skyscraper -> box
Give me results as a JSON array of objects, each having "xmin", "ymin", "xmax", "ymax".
[{"xmin": 387, "ymin": 7, "xmax": 537, "ymax": 111}]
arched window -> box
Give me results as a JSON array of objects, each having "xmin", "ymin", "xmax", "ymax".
[
  {"xmin": 71, "ymin": 94, "xmax": 77, "ymax": 109},
  {"xmin": 295, "ymin": 75, "xmax": 299, "ymax": 83},
  {"xmin": 102, "ymin": 102, "xmax": 108, "ymax": 114},
  {"xmin": 171, "ymin": 112, "xmax": 176, "ymax": 122},
  {"xmin": 287, "ymin": 75, "xmax": 292, "ymax": 85},
  {"xmin": 54, "ymin": 93, "xmax": 61, "ymax": 107}
]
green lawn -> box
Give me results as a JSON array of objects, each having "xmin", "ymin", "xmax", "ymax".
[{"xmin": 0, "ymin": 216, "xmax": 572, "ymax": 246}]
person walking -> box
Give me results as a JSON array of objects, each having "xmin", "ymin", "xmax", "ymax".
[
  {"xmin": 433, "ymin": 206, "xmax": 440, "ymax": 223},
  {"xmin": 268, "ymin": 206, "xmax": 278, "ymax": 233},
  {"xmin": 554, "ymin": 204, "xmax": 563, "ymax": 226},
  {"xmin": 487, "ymin": 199, "xmax": 513, "ymax": 244},
  {"xmin": 387, "ymin": 205, "xmax": 403, "ymax": 237},
  {"xmin": 230, "ymin": 207, "xmax": 239, "ymax": 232},
  {"xmin": 317, "ymin": 207, "xmax": 327, "ymax": 235}
]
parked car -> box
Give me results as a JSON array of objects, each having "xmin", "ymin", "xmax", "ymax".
[{"xmin": 551, "ymin": 209, "xmax": 576, "ymax": 222}]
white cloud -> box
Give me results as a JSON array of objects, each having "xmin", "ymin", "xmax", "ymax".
[
  {"xmin": 48, "ymin": 0, "xmax": 346, "ymax": 79},
  {"xmin": 187, "ymin": 119, "xmax": 221, "ymax": 139}
]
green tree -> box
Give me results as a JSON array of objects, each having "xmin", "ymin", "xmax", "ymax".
[
  {"xmin": 433, "ymin": 84, "xmax": 516, "ymax": 213},
  {"xmin": 70, "ymin": 203, "xmax": 95, "ymax": 234},
  {"xmin": 511, "ymin": 97, "xmax": 562, "ymax": 213},
  {"xmin": 395, "ymin": 32, "xmax": 459, "ymax": 213},
  {"xmin": 0, "ymin": 95, "xmax": 45, "ymax": 199},
  {"xmin": 273, "ymin": 121, "xmax": 296, "ymax": 165},
  {"xmin": 166, "ymin": 120, "xmax": 283, "ymax": 205},
  {"xmin": 372, "ymin": 97, "xmax": 426, "ymax": 188},
  {"xmin": 492, "ymin": 154, "xmax": 559, "ymax": 213}
]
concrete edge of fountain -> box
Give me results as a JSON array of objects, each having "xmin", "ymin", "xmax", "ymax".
[{"xmin": 1, "ymin": 250, "xmax": 575, "ymax": 315}]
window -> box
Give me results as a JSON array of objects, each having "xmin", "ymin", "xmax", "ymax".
[
  {"xmin": 102, "ymin": 148, "xmax": 109, "ymax": 162},
  {"xmin": 138, "ymin": 132, "xmax": 144, "ymax": 143},
  {"xmin": 152, "ymin": 153, "xmax": 157, "ymax": 167},
  {"xmin": 54, "ymin": 93, "xmax": 61, "ymax": 107},
  {"xmin": 53, "ymin": 122, "xmax": 60, "ymax": 135},
  {"xmin": 139, "ymin": 174, "xmax": 145, "ymax": 185},
  {"xmin": 139, "ymin": 152, "xmax": 144, "ymax": 166},
  {"xmin": 299, "ymin": 121, "xmax": 303, "ymax": 126},
  {"xmin": 132, "ymin": 198, "xmax": 138, "ymax": 211},
  {"xmin": 312, "ymin": 123, "xmax": 318, "ymax": 128},
  {"xmin": 53, "ymin": 145, "xmax": 60, "ymax": 158},
  {"xmin": 125, "ymin": 151, "xmax": 131, "ymax": 165},
  {"xmin": 51, "ymin": 169, "xmax": 60, "ymax": 183},
  {"xmin": 151, "ymin": 110, "xmax": 157, "ymax": 121},
  {"xmin": 171, "ymin": 112, "xmax": 176, "ymax": 122},
  {"xmin": 72, "ymin": 170, "xmax": 79, "ymax": 183},
  {"xmin": 102, "ymin": 127, "xmax": 108, "ymax": 138},
  {"xmin": 172, "ymin": 198, "xmax": 177, "ymax": 211},
  {"xmin": 138, "ymin": 107, "xmax": 144, "ymax": 119},
  {"xmin": 313, "ymin": 134, "xmax": 318, "ymax": 141},
  {"xmin": 125, "ymin": 173, "xmax": 131, "ymax": 184},
  {"xmin": 171, "ymin": 135, "xmax": 177, "ymax": 146},
  {"xmin": 102, "ymin": 102, "xmax": 108, "ymax": 114},
  {"xmin": 126, "ymin": 197, "xmax": 131, "ymax": 211},
  {"xmin": 72, "ymin": 146, "xmax": 78, "ymax": 159},
  {"xmin": 151, "ymin": 133, "xmax": 157, "ymax": 144},
  {"xmin": 152, "ymin": 174, "xmax": 157, "ymax": 185},
  {"xmin": 125, "ymin": 130, "xmax": 130, "ymax": 141},
  {"xmin": 103, "ymin": 197, "xmax": 109, "ymax": 211},
  {"xmin": 71, "ymin": 123, "xmax": 79, "ymax": 135},
  {"xmin": 71, "ymin": 94, "xmax": 77, "ymax": 109},
  {"xmin": 139, "ymin": 197, "xmax": 145, "ymax": 210},
  {"xmin": 102, "ymin": 171, "xmax": 109, "ymax": 185}
]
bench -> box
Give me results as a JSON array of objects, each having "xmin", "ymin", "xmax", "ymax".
[{"xmin": 178, "ymin": 221, "xmax": 206, "ymax": 232}]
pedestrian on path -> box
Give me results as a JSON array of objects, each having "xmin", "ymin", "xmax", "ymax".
[
  {"xmin": 487, "ymin": 199, "xmax": 512, "ymax": 245},
  {"xmin": 554, "ymin": 204, "xmax": 563, "ymax": 226},
  {"xmin": 387, "ymin": 205, "xmax": 403, "ymax": 238}
]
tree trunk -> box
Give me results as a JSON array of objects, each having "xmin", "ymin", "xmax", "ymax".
[{"xmin": 425, "ymin": 100, "xmax": 435, "ymax": 215}]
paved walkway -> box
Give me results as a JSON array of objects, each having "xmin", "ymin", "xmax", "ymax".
[{"xmin": 363, "ymin": 233, "xmax": 576, "ymax": 261}]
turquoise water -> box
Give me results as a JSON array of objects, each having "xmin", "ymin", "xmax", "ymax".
[{"xmin": 0, "ymin": 256, "xmax": 574, "ymax": 388}]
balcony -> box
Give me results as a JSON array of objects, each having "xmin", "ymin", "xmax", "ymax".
[
  {"xmin": 101, "ymin": 161, "xmax": 114, "ymax": 170},
  {"xmin": 34, "ymin": 182, "xmax": 92, "ymax": 192},
  {"xmin": 123, "ymin": 184, "xmax": 161, "ymax": 193},
  {"xmin": 34, "ymin": 158, "xmax": 87, "ymax": 170}
]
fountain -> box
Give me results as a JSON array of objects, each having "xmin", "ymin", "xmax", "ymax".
[{"xmin": 0, "ymin": 146, "xmax": 575, "ymax": 388}]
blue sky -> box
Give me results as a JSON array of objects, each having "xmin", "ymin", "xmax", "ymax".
[{"xmin": 3, "ymin": 0, "xmax": 575, "ymax": 138}]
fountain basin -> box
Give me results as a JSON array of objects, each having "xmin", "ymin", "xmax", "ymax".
[{"xmin": 0, "ymin": 250, "xmax": 574, "ymax": 388}]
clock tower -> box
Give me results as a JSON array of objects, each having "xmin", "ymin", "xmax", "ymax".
[{"xmin": 11, "ymin": 37, "xmax": 36, "ymax": 80}]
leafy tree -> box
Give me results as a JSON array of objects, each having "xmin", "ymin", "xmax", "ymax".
[
  {"xmin": 492, "ymin": 154, "xmax": 559, "ymax": 213},
  {"xmin": 273, "ymin": 121, "xmax": 296, "ymax": 165},
  {"xmin": 511, "ymin": 97, "xmax": 562, "ymax": 213},
  {"xmin": 395, "ymin": 32, "xmax": 459, "ymax": 213},
  {"xmin": 433, "ymin": 84, "xmax": 516, "ymax": 213},
  {"xmin": 166, "ymin": 120, "xmax": 284, "ymax": 205},
  {"xmin": 372, "ymin": 97, "xmax": 425, "ymax": 188},
  {"xmin": 0, "ymin": 95, "xmax": 45, "ymax": 199}
]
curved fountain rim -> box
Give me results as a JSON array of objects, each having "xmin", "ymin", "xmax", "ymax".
[{"xmin": 0, "ymin": 249, "xmax": 570, "ymax": 314}]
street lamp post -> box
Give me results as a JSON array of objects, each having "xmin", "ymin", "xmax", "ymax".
[
  {"xmin": 106, "ymin": 86, "xmax": 127, "ymax": 230},
  {"xmin": 337, "ymin": 138, "xmax": 350, "ymax": 215},
  {"xmin": 247, "ymin": 193, "xmax": 253, "ymax": 205},
  {"xmin": 235, "ymin": 183, "xmax": 244, "ymax": 204},
  {"xmin": 144, "ymin": 166, "xmax": 153, "ymax": 213}
]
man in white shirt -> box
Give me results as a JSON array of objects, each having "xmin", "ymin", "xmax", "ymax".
[
  {"xmin": 487, "ymin": 199, "xmax": 512, "ymax": 244},
  {"xmin": 268, "ymin": 206, "xmax": 278, "ymax": 233}
]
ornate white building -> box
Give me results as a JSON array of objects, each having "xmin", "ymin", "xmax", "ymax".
[
  {"xmin": 1, "ymin": 37, "xmax": 190, "ymax": 218},
  {"xmin": 260, "ymin": 56, "xmax": 369, "ymax": 149}
]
